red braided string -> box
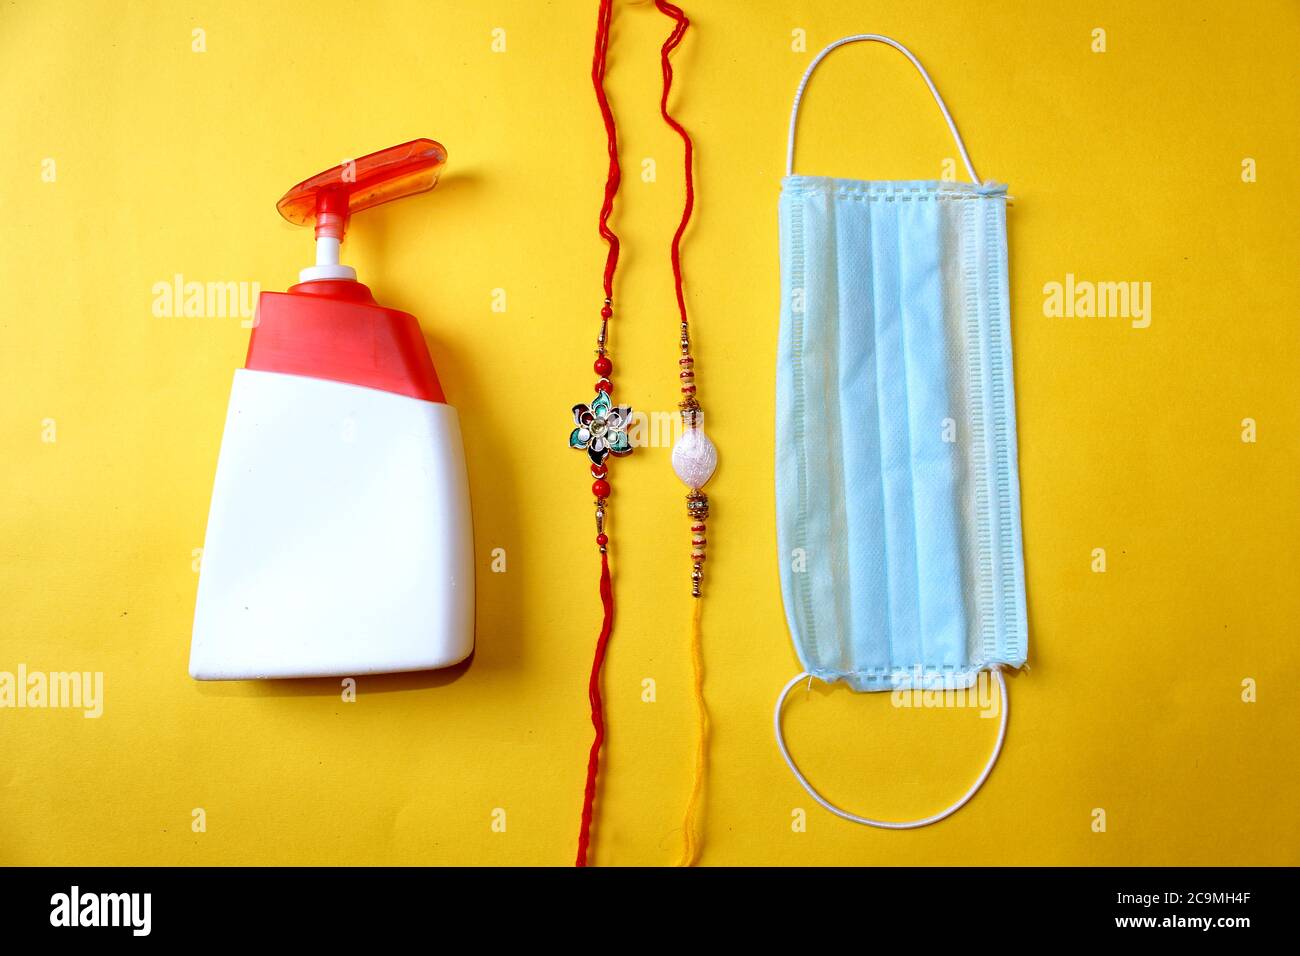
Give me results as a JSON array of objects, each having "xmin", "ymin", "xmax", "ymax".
[
  {"xmin": 576, "ymin": 0, "xmax": 621, "ymax": 869},
  {"xmin": 655, "ymin": 0, "xmax": 693, "ymax": 328},
  {"xmin": 592, "ymin": 0, "xmax": 621, "ymax": 299},
  {"xmin": 576, "ymin": 549, "xmax": 614, "ymax": 867}
]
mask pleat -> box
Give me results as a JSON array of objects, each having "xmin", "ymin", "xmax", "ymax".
[
  {"xmin": 869, "ymin": 196, "xmax": 925, "ymax": 679},
  {"xmin": 794, "ymin": 182, "xmax": 853, "ymax": 675},
  {"xmin": 834, "ymin": 189, "xmax": 890, "ymax": 680},
  {"xmin": 900, "ymin": 196, "xmax": 968, "ymax": 680}
]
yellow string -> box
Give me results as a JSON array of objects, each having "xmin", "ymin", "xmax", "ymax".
[{"xmin": 677, "ymin": 596, "xmax": 708, "ymax": 866}]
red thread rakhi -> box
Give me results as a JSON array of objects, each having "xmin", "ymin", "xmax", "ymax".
[
  {"xmin": 570, "ymin": 0, "xmax": 631, "ymax": 869},
  {"xmin": 655, "ymin": 0, "xmax": 716, "ymax": 870},
  {"xmin": 656, "ymin": 0, "xmax": 717, "ymax": 589}
]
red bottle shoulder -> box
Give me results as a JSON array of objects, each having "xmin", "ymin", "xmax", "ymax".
[{"xmin": 245, "ymin": 281, "xmax": 445, "ymax": 403}]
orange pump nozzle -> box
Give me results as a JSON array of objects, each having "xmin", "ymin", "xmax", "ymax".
[{"xmin": 276, "ymin": 139, "xmax": 446, "ymax": 282}]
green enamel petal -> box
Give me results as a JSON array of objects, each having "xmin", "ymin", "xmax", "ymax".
[
  {"xmin": 569, "ymin": 426, "xmax": 589, "ymax": 449},
  {"xmin": 608, "ymin": 429, "xmax": 630, "ymax": 454},
  {"xmin": 591, "ymin": 391, "xmax": 611, "ymax": 417}
]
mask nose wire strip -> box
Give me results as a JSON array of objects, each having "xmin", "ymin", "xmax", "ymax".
[
  {"xmin": 786, "ymin": 34, "xmax": 980, "ymax": 183},
  {"xmin": 772, "ymin": 667, "xmax": 1008, "ymax": 829}
]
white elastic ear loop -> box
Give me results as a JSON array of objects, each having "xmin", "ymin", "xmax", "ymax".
[
  {"xmin": 786, "ymin": 33, "xmax": 981, "ymax": 183},
  {"xmin": 773, "ymin": 667, "xmax": 1008, "ymax": 829}
]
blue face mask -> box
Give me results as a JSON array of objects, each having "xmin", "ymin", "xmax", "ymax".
[{"xmin": 773, "ymin": 35, "xmax": 1028, "ymax": 827}]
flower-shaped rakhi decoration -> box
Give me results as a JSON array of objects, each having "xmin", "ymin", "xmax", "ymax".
[{"xmin": 570, "ymin": 391, "xmax": 633, "ymax": 466}]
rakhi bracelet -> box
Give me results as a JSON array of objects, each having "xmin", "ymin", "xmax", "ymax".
[
  {"xmin": 658, "ymin": 0, "xmax": 717, "ymax": 595},
  {"xmin": 570, "ymin": 0, "xmax": 629, "ymax": 870},
  {"xmin": 656, "ymin": 0, "xmax": 714, "ymax": 867}
]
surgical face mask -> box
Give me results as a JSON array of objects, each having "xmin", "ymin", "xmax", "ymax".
[{"xmin": 773, "ymin": 35, "xmax": 1028, "ymax": 827}]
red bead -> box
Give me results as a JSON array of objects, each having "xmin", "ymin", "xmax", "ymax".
[
  {"xmin": 595, "ymin": 379, "xmax": 613, "ymax": 394},
  {"xmin": 592, "ymin": 479, "xmax": 610, "ymax": 498},
  {"xmin": 590, "ymin": 463, "xmax": 607, "ymax": 478},
  {"xmin": 594, "ymin": 355, "xmax": 613, "ymax": 376},
  {"xmin": 600, "ymin": 305, "xmax": 613, "ymax": 319},
  {"xmin": 596, "ymin": 533, "xmax": 608, "ymax": 546}
]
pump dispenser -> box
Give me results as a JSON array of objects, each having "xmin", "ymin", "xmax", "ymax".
[{"xmin": 190, "ymin": 139, "xmax": 475, "ymax": 680}]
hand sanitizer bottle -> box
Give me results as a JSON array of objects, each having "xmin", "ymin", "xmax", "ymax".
[{"xmin": 190, "ymin": 140, "xmax": 474, "ymax": 680}]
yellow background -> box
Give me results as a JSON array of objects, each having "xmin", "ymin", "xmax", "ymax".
[{"xmin": 2, "ymin": 0, "xmax": 1296, "ymax": 866}]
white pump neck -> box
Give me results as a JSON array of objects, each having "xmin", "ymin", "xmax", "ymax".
[{"xmin": 299, "ymin": 236, "xmax": 357, "ymax": 283}]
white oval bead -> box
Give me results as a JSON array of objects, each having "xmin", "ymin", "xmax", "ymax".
[{"xmin": 672, "ymin": 425, "xmax": 717, "ymax": 490}]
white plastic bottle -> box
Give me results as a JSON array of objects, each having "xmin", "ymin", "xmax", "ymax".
[{"xmin": 190, "ymin": 140, "xmax": 474, "ymax": 680}]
